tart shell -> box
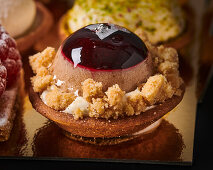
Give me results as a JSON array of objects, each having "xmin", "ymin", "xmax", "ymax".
[
  {"xmin": 29, "ymin": 85, "xmax": 185, "ymax": 138},
  {"xmin": 58, "ymin": 5, "xmax": 194, "ymax": 50},
  {"xmin": 16, "ymin": 2, "xmax": 53, "ymax": 53}
]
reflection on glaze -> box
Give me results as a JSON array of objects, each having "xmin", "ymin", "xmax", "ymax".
[
  {"xmin": 85, "ymin": 23, "xmax": 130, "ymax": 40},
  {"xmin": 71, "ymin": 47, "xmax": 82, "ymax": 68}
]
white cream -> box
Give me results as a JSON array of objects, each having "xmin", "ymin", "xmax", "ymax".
[
  {"xmin": 145, "ymin": 105, "xmax": 156, "ymax": 111},
  {"xmin": 63, "ymin": 97, "xmax": 89, "ymax": 116},
  {"xmin": 74, "ymin": 89, "xmax": 79, "ymax": 96},
  {"xmin": 132, "ymin": 118, "xmax": 162, "ymax": 136},
  {"xmin": 125, "ymin": 88, "xmax": 141, "ymax": 98},
  {"xmin": 40, "ymin": 90, "xmax": 48, "ymax": 105},
  {"xmin": 0, "ymin": 117, "xmax": 7, "ymax": 127},
  {"xmin": 55, "ymin": 79, "xmax": 64, "ymax": 87}
]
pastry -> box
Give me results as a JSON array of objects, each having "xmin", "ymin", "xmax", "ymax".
[
  {"xmin": 59, "ymin": 0, "xmax": 193, "ymax": 49},
  {"xmin": 0, "ymin": 0, "xmax": 36, "ymax": 38},
  {"xmin": 0, "ymin": 0, "xmax": 53, "ymax": 52},
  {"xmin": 29, "ymin": 23, "xmax": 184, "ymax": 144},
  {"xmin": 0, "ymin": 25, "xmax": 22, "ymax": 142}
]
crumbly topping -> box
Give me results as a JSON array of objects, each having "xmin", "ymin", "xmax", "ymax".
[
  {"xmin": 82, "ymin": 78, "xmax": 103, "ymax": 102},
  {"xmin": 31, "ymin": 74, "xmax": 53, "ymax": 92},
  {"xmin": 29, "ymin": 47, "xmax": 55, "ymax": 74},
  {"xmin": 125, "ymin": 89, "xmax": 147, "ymax": 114},
  {"xmin": 41, "ymin": 85, "xmax": 74, "ymax": 111},
  {"xmin": 66, "ymin": 0, "xmax": 185, "ymax": 44},
  {"xmin": 141, "ymin": 74, "xmax": 174, "ymax": 105},
  {"xmin": 29, "ymin": 42, "xmax": 183, "ymax": 120}
]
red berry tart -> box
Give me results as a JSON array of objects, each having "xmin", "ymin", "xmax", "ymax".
[{"xmin": 0, "ymin": 25, "xmax": 22, "ymax": 142}]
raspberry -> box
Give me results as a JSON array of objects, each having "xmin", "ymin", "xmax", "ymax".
[
  {"xmin": 0, "ymin": 25, "xmax": 22, "ymax": 88},
  {"xmin": 0, "ymin": 61, "xmax": 7, "ymax": 97}
]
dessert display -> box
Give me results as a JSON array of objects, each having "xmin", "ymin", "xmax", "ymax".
[
  {"xmin": 59, "ymin": 0, "xmax": 193, "ymax": 49},
  {"xmin": 29, "ymin": 23, "xmax": 185, "ymax": 144},
  {"xmin": 0, "ymin": 25, "xmax": 22, "ymax": 142},
  {"xmin": 0, "ymin": 0, "xmax": 53, "ymax": 52}
]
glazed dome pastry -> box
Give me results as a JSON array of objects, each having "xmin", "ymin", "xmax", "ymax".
[
  {"xmin": 0, "ymin": 25, "xmax": 22, "ymax": 142},
  {"xmin": 60, "ymin": 0, "xmax": 186, "ymax": 46},
  {"xmin": 29, "ymin": 23, "xmax": 184, "ymax": 144}
]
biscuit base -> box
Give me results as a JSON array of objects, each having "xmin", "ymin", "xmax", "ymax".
[
  {"xmin": 63, "ymin": 119, "xmax": 162, "ymax": 145},
  {"xmin": 29, "ymin": 85, "xmax": 185, "ymax": 139}
]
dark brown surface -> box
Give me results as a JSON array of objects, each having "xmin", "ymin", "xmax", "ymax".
[
  {"xmin": 197, "ymin": 6, "xmax": 213, "ymax": 99},
  {"xmin": 32, "ymin": 119, "xmax": 185, "ymax": 162},
  {"xmin": 163, "ymin": 5, "xmax": 195, "ymax": 50},
  {"xmin": 29, "ymin": 85, "xmax": 185, "ymax": 138}
]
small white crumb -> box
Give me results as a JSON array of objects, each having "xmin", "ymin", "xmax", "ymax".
[
  {"xmin": 74, "ymin": 89, "xmax": 79, "ymax": 96},
  {"xmin": 55, "ymin": 79, "xmax": 64, "ymax": 86}
]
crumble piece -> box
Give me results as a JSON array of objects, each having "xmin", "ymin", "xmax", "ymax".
[
  {"xmin": 105, "ymin": 84, "xmax": 125, "ymax": 108},
  {"xmin": 29, "ymin": 47, "xmax": 55, "ymax": 74},
  {"xmin": 36, "ymin": 66, "xmax": 49, "ymax": 76},
  {"xmin": 43, "ymin": 85, "xmax": 74, "ymax": 110},
  {"xmin": 141, "ymin": 74, "xmax": 174, "ymax": 105},
  {"xmin": 158, "ymin": 61, "xmax": 179, "ymax": 75},
  {"xmin": 82, "ymin": 78, "xmax": 103, "ymax": 102},
  {"xmin": 89, "ymin": 98, "xmax": 108, "ymax": 117},
  {"xmin": 157, "ymin": 46, "xmax": 179, "ymax": 63},
  {"xmin": 125, "ymin": 89, "xmax": 147, "ymax": 114},
  {"xmin": 166, "ymin": 72, "xmax": 183, "ymax": 89},
  {"xmin": 31, "ymin": 75, "xmax": 53, "ymax": 92},
  {"xmin": 124, "ymin": 103, "xmax": 135, "ymax": 116}
]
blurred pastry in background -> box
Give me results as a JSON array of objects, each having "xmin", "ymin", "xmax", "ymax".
[
  {"xmin": 0, "ymin": 0, "xmax": 36, "ymax": 38},
  {"xmin": 59, "ymin": 0, "xmax": 193, "ymax": 49},
  {"xmin": 178, "ymin": 0, "xmax": 188, "ymax": 6},
  {"xmin": 0, "ymin": 0, "xmax": 53, "ymax": 53},
  {"xmin": 0, "ymin": 25, "xmax": 22, "ymax": 142}
]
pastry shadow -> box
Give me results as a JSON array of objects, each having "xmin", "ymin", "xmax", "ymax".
[{"xmin": 32, "ymin": 119, "xmax": 185, "ymax": 162}]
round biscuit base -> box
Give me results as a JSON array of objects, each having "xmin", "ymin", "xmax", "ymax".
[{"xmin": 29, "ymin": 85, "xmax": 185, "ymax": 139}]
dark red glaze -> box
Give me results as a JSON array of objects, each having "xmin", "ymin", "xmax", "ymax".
[{"xmin": 62, "ymin": 23, "xmax": 148, "ymax": 70}]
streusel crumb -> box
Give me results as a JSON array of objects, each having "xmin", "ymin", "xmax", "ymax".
[
  {"xmin": 126, "ymin": 89, "xmax": 147, "ymax": 114},
  {"xmin": 31, "ymin": 75, "xmax": 53, "ymax": 92},
  {"xmin": 89, "ymin": 98, "xmax": 107, "ymax": 117},
  {"xmin": 141, "ymin": 74, "xmax": 174, "ymax": 105},
  {"xmin": 105, "ymin": 84, "xmax": 125, "ymax": 108},
  {"xmin": 82, "ymin": 78, "xmax": 103, "ymax": 102},
  {"xmin": 29, "ymin": 47, "xmax": 55, "ymax": 74},
  {"xmin": 44, "ymin": 85, "xmax": 74, "ymax": 110}
]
